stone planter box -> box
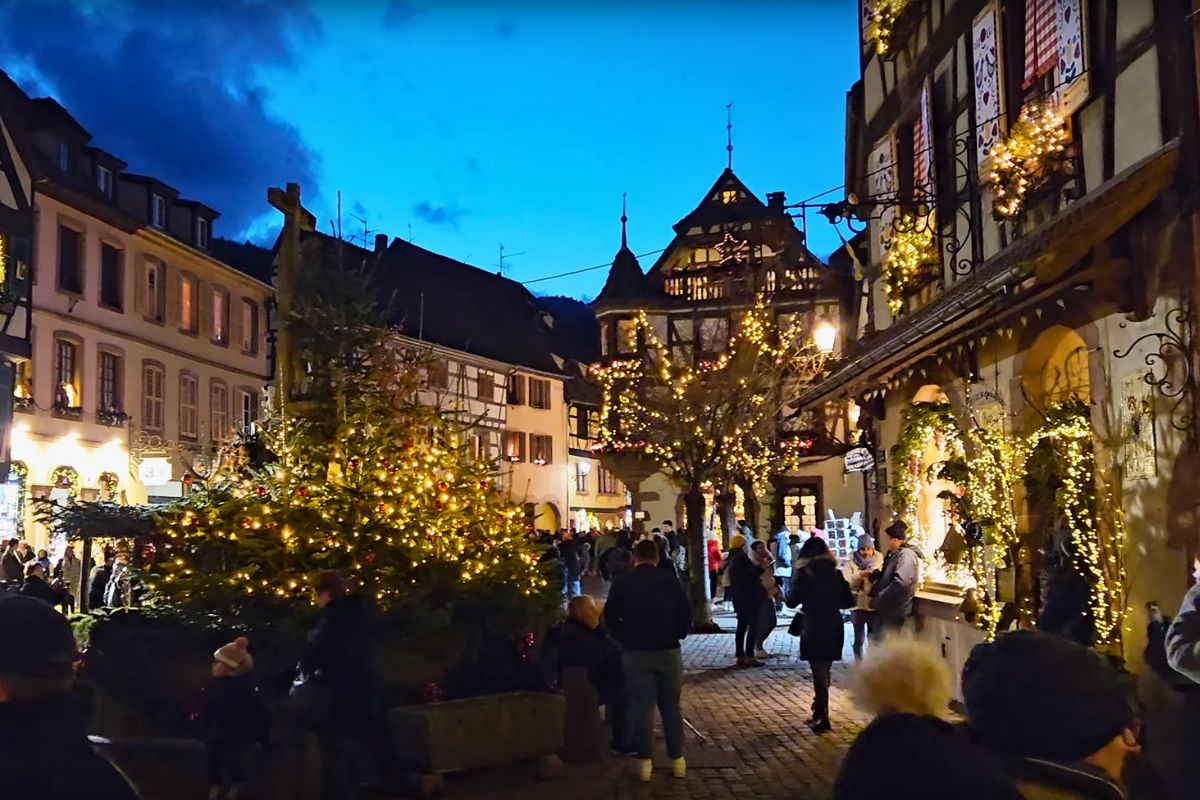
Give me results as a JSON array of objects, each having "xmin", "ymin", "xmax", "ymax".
[{"xmin": 390, "ymin": 691, "xmax": 565, "ymax": 775}]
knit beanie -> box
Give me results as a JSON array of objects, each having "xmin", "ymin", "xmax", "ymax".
[
  {"xmin": 857, "ymin": 533, "xmax": 875, "ymax": 550},
  {"xmin": 729, "ymin": 533, "xmax": 746, "ymax": 550},
  {"xmin": 213, "ymin": 636, "xmax": 254, "ymax": 676},
  {"xmin": 962, "ymin": 631, "xmax": 1134, "ymax": 762}
]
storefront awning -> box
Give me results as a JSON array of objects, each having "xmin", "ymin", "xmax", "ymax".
[{"xmin": 796, "ymin": 141, "xmax": 1181, "ymax": 408}]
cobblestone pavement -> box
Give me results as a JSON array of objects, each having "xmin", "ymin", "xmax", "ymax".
[{"xmin": 445, "ymin": 627, "xmax": 870, "ymax": 800}]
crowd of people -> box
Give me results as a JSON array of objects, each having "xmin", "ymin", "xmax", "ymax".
[{"xmin": 1, "ymin": 538, "xmax": 135, "ymax": 612}]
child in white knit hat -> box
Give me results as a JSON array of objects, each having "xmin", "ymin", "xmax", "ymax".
[{"xmin": 202, "ymin": 636, "xmax": 262, "ymax": 800}]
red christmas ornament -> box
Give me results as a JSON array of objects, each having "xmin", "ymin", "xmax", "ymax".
[
  {"xmin": 419, "ymin": 682, "xmax": 444, "ymax": 703},
  {"xmin": 404, "ymin": 438, "xmax": 415, "ymax": 449},
  {"xmin": 255, "ymin": 486, "xmax": 268, "ymax": 497},
  {"xmin": 364, "ymin": 550, "xmax": 376, "ymax": 564},
  {"xmin": 433, "ymin": 500, "xmax": 444, "ymax": 511},
  {"xmin": 347, "ymin": 458, "xmax": 359, "ymax": 469},
  {"xmin": 296, "ymin": 486, "xmax": 310, "ymax": 497},
  {"xmin": 437, "ymin": 481, "xmax": 449, "ymax": 492},
  {"xmin": 182, "ymin": 473, "xmax": 193, "ymax": 486},
  {"xmin": 324, "ymin": 534, "xmax": 336, "ymax": 546},
  {"xmin": 479, "ymin": 479, "xmax": 489, "ymax": 490},
  {"xmin": 239, "ymin": 517, "xmax": 251, "ymax": 528}
]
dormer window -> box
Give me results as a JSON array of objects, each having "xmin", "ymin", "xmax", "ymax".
[
  {"xmin": 195, "ymin": 216, "xmax": 210, "ymax": 249},
  {"xmin": 57, "ymin": 141, "xmax": 71, "ymax": 172},
  {"xmin": 97, "ymin": 166, "xmax": 112, "ymax": 197},
  {"xmin": 721, "ymin": 189, "xmax": 738, "ymax": 204},
  {"xmin": 151, "ymin": 194, "xmax": 167, "ymax": 229}
]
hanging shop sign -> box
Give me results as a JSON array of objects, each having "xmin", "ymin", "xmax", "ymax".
[
  {"xmin": 843, "ymin": 447, "xmax": 876, "ymax": 473},
  {"xmin": 138, "ymin": 457, "xmax": 171, "ymax": 486}
]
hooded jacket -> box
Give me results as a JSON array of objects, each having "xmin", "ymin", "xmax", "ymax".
[
  {"xmin": 603, "ymin": 564, "xmax": 692, "ymax": 651},
  {"xmin": 1166, "ymin": 582, "xmax": 1200, "ymax": 684}
]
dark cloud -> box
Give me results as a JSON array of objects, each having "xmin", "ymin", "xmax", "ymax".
[
  {"xmin": 0, "ymin": 0, "xmax": 322, "ymax": 240},
  {"xmin": 412, "ymin": 201, "xmax": 464, "ymax": 227},
  {"xmin": 383, "ymin": 0, "xmax": 420, "ymax": 28}
]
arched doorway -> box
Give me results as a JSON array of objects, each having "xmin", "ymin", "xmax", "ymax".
[
  {"xmin": 533, "ymin": 502, "xmax": 561, "ymax": 533},
  {"xmin": 1019, "ymin": 326, "xmax": 1095, "ymax": 636}
]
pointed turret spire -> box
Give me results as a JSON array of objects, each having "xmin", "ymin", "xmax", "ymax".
[{"xmin": 620, "ymin": 192, "xmax": 628, "ymax": 250}]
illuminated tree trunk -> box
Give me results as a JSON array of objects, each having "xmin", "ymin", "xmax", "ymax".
[
  {"xmin": 716, "ymin": 490, "xmax": 737, "ymax": 549},
  {"xmin": 683, "ymin": 487, "xmax": 716, "ymax": 630}
]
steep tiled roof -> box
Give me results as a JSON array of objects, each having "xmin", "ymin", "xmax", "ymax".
[
  {"xmin": 211, "ymin": 237, "xmax": 276, "ymax": 285},
  {"xmin": 301, "ymin": 231, "xmax": 564, "ymax": 375}
]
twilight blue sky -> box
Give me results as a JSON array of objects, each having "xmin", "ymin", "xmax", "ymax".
[{"xmin": 0, "ymin": 0, "xmax": 860, "ymax": 300}]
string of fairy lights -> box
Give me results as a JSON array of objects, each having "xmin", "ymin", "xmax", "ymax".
[
  {"xmin": 892, "ymin": 399, "xmax": 1127, "ymax": 647},
  {"xmin": 988, "ymin": 100, "xmax": 1070, "ymax": 220},
  {"xmin": 591, "ymin": 298, "xmax": 830, "ymax": 497}
]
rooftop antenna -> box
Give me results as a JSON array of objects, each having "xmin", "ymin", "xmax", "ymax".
[
  {"xmin": 349, "ymin": 212, "xmax": 374, "ymax": 249},
  {"xmin": 336, "ymin": 190, "xmax": 343, "ymax": 240},
  {"xmin": 496, "ymin": 243, "xmax": 526, "ymax": 276},
  {"xmin": 407, "ymin": 223, "xmax": 413, "ymax": 242},
  {"xmin": 726, "ymin": 102, "xmax": 734, "ymax": 170}
]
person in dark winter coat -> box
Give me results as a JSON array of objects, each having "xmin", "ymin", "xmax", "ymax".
[
  {"xmin": 557, "ymin": 595, "xmax": 630, "ymax": 753},
  {"xmin": 834, "ymin": 637, "xmax": 1022, "ymax": 800},
  {"xmin": 0, "ymin": 596, "xmax": 143, "ymax": 800},
  {"xmin": 603, "ymin": 539, "xmax": 692, "ymax": 783},
  {"xmin": 202, "ymin": 636, "xmax": 263, "ymax": 799},
  {"xmin": 0, "ymin": 539, "xmax": 22, "ymax": 585},
  {"xmin": 18, "ymin": 563, "xmax": 60, "ymax": 605},
  {"xmin": 558, "ymin": 532, "xmax": 587, "ymax": 600},
  {"xmin": 785, "ymin": 537, "xmax": 854, "ymax": 732},
  {"xmin": 725, "ymin": 533, "xmax": 766, "ymax": 667},
  {"xmin": 1165, "ymin": 558, "xmax": 1200, "ymax": 684},
  {"xmin": 301, "ymin": 571, "xmax": 391, "ymax": 800},
  {"xmin": 868, "ymin": 519, "xmax": 921, "ymax": 635},
  {"xmin": 88, "ymin": 556, "xmax": 114, "ymax": 610},
  {"xmin": 963, "ymin": 630, "xmax": 1139, "ymax": 800}
]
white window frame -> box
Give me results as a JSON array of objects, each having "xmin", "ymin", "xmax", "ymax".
[
  {"xmin": 238, "ymin": 389, "xmax": 257, "ymax": 433},
  {"xmin": 151, "ymin": 194, "xmax": 167, "ymax": 229},
  {"xmin": 98, "ymin": 351, "xmax": 121, "ymax": 413},
  {"xmin": 145, "ymin": 260, "xmax": 163, "ymax": 322},
  {"xmin": 196, "ymin": 216, "xmax": 210, "ymax": 249},
  {"xmin": 97, "ymin": 165, "xmax": 112, "ymax": 197}
]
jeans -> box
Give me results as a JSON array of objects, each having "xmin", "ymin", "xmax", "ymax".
[
  {"xmin": 623, "ymin": 649, "xmax": 684, "ymax": 760},
  {"xmin": 563, "ymin": 578, "xmax": 582, "ymax": 600},
  {"xmin": 809, "ymin": 659, "xmax": 832, "ymax": 722},
  {"xmin": 607, "ymin": 697, "xmax": 631, "ymax": 751},
  {"xmin": 734, "ymin": 607, "xmax": 758, "ymax": 658},
  {"xmin": 205, "ymin": 739, "xmax": 247, "ymax": 786},
  {"xmin": 851, "ymin": 610, "xmax": 871, "ymax": 659}
]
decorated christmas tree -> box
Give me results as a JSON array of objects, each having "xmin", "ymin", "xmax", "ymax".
[{"xmin": 148, "ymin": 258, "xmax": 553, "ymax": 613}]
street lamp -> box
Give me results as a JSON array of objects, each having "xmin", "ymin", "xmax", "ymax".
[{"xmin": 812, "ymin": 318, "xmax": 837, "ymax": 355}]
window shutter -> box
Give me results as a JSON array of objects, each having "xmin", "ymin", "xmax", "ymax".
[
  {"xmin": 1023, "ymin": 0, "xmax": 1058, "ymax": 89},
  {"xmin": 972, "ymin": 3, "xmax": 1005, "ymax": 163},
  {"xmin": 198, "ymin": 283, "xmax": 212, "ymax": 339},
  {"xmin": 914, "ymin": 84, "xmax": 933, "ymax": 196},
  {"xmin": 519, "ymin": 432, "xmax": 527, "ymax": 462},
  {"xmin": 1055, "ymin": 0, "xmax": 1087, "ymax": 112},
  {"xmin": 166, "ymin": 268, "xmax": 182, "ymax": 328},
  {"xmin": 230, "ymin": 297, "xmax": 244, "ymax": 351}
]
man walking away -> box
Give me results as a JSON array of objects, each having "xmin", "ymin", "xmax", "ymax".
[
  {"xmin": 0, "ymin": 596, "xmax": 142, "ymax": 799},
  {"xmin": 868, "ymin": 520, "xmax": 921, "ymax": 637},
  {"xmin": 558, "ymin": 532, "xmax": 587, "ymax": 601},
  {"xmin": 844, "ymin": 534, "xmax": 883, "ymax": 659},
  {"xmin": 603, "ymin": 539, "xmax": 692, "ymax": 782}
]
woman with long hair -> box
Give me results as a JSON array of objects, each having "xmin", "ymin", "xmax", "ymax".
[{"xmin": 785, "ymin": 536, "xmax": 853, "ymax": 732}]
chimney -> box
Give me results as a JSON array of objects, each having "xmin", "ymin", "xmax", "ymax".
[
  {"xmin": 374, "ymin": 233, "xmax": 388, "ymax": 252},
  {"xmin": 767, "ymin": 191, "xmax": 786, "ymax": 211}
]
